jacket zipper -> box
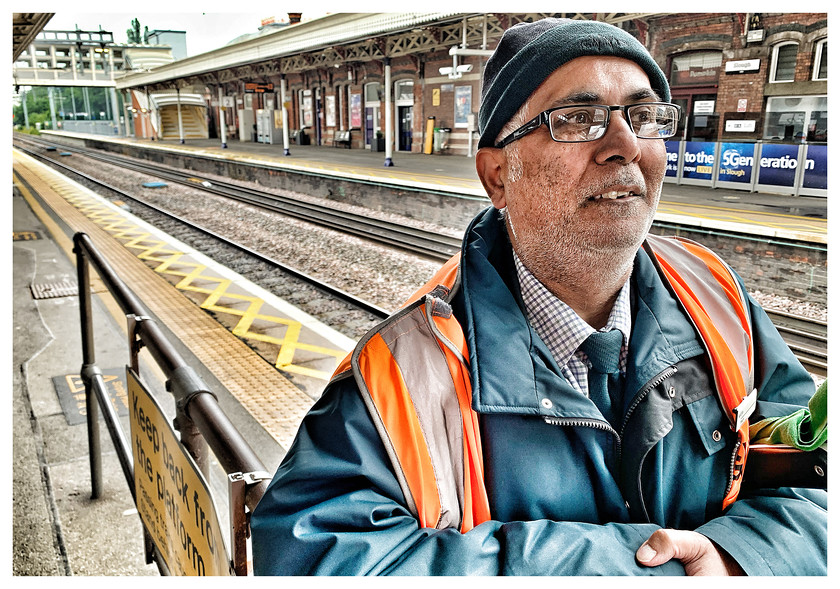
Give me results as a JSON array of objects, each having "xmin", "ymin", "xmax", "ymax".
[
  {"xmin": 542, "ymin": 416, "xmax": 621, "ymax": 454},
  {"xmin": 542, "ymin": 365, "xmax": 679, "ymax": 457},
  {"xmin": 617, "ymin": 365, "xmax": 679, "ymax": 450},
  {"xmin": 543, "ymin": 365, "xmax": 679, "ymax": 519}
]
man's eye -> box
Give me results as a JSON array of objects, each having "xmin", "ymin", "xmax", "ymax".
[
  {"xmin": 558, "ymin": 110, "xmax": 595, "ymax": 125},
  {"xmin": 633, "ymin": 108, "xmax": 654, "ymax": 123}
]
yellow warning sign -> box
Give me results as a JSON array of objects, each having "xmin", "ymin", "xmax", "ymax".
[{"xmin": 127, "ymin": 368, "xmax": 231, "ymax": 576}]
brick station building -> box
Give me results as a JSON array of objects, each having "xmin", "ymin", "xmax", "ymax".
[
  {"xmin": 116, "ymin": 12, "xmax": 827, "ymax": 156},
  {"xmin": 647, "ymin": 13, "xmax": 827, "ymax": 144}
]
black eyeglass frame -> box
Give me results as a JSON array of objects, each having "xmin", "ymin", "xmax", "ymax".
[{"xmin": 493, "ymin": 102, "xmax": 682, "ymax": 149}]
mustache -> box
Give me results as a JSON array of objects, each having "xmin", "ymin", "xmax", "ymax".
[{"xmin": 581, "ymin": 171, "xmax": 648, "ymax": 199}]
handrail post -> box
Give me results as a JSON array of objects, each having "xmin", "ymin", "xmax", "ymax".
[
  {"xmin": 229, "ymin": 471, "xmax": 272, "ymax": 576},
  {"xmin": 75, "ymin": 235, "xmax": 102, "ymax": 499}
]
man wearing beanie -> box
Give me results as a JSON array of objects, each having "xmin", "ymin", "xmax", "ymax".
[{"xmin": 252, "ymin": 18, "xmax": 826, "ymax": 575}]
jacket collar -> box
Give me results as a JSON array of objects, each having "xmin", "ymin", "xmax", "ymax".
[{"xmin": 456, "ymin": 208, "xmax": 704, "ymax": 418}]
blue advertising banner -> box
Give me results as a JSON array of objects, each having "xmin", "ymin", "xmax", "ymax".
[
  {"xmin": 682, "ymin": 142, "xmax": 716, "ymax": 181},
  {"xmin": 665, "ymin": 141, "xmax": 680, "ymax": 177},
  {"xmin": 802, "ymin": 145, "xmax": 827, "ymax": 190},
  {"xmin": 757, "ymin": 144, "xmax": 799, "ymax": 187},
  {"xmin": 717, "ymin": 143, "xmax": 755, "ymax": 184}
]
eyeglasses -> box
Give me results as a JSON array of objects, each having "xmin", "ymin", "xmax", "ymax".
[{"xmin": 494, "ymin": 102, "xmax": 682, "ymax": 148}]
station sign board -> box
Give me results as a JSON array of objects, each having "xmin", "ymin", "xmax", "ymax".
[
  {"xmin": 725, "ymin": 120, "xmax": 756, "ymax": 133},
  {"xmin": 725, "ymin": 59, "xmax": 761, "ymax": 73},
  {"xmin": 128, "ymin": 368, "xmax": 231, "ymax": 576},
  {"xmin": 245, "ymin": 82, "xmax": 274, "ymax": 93}
]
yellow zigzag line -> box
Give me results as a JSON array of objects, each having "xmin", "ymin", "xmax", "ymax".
[{"xmin": 51, "ymin": 176, "xmax": 343, "ymax": 380}]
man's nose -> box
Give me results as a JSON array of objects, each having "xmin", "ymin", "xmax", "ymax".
[{"xmin": 595, "ymin": 111, "xmax": 642, "ymax": 164}]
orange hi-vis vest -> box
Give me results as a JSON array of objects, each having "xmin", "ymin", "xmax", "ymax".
[{"xmin": 331, "ymin": 235, "xmax": 755, "ymax": 532}]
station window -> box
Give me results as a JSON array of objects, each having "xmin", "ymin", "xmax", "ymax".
[
  {"xmin": 395, "ymin": 80, "xmax": 414, "ymax": 102},
  {"xmin": 364, "ymin": 82, "xmax": 381, "ymax": 103},
  {"xmin": 763, "ymin": 95, "xmax": 826, "ymax": 142},
  {"xmin": 812, "ymin": 39, "xmax": 827, "ymax": 81},
  {"xmin": 669, "ymin": 51, "xmax": 722, "ymax": 87},
  {"xmin": 770, "ymin": 42, "xmax": 798, "ymax": 83}
]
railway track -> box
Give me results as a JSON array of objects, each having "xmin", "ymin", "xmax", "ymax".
[
  {"xmin": 15, "ymin": 135, "xmax": 461, "ymax": 262},
  {"xmin": 15, "ymin": 139, "xmax": 392, "ymax": 332},
  {"xmin": 764, "ymin": 308, "xmax": 828, "ymax": 377},
  {"xmin": 15, "ymin": 136, "xmax": 827, "ymax": 376}
]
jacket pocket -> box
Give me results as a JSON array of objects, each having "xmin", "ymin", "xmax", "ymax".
[{"xmin": 684, "ymin": 394, "xmax": 730, "ymax": 456}]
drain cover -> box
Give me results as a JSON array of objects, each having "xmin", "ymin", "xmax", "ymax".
[{"xmin": 30, "ymin": 279, "xmax": 78, "ymax": 299}]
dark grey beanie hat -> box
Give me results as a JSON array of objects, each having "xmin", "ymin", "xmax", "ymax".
[{"xmin": 478, "ymin": 18, "xmax": 670, "ymax": 149}]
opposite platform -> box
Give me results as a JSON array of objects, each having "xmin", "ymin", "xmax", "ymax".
[{"xmin": 40, "ymin": 130, "xmax": 827, "ymax": 245}]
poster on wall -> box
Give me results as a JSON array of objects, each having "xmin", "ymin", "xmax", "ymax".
[
  {"xmin": 757, "ymin": 143, "xmax": 799, "ymax": 188},
  {"xmin": 454, "ymin": 86, "xmax": 472, "ymax": 127},
  {"xmin": 664, "ymin": 141, "xmax": 680, "ymax": 177},
  {"xmin": 717, "ymin": 143, "xmax": 756, "ymax": 184},
  {"xmin": 802, "ymin": 144, "xmax": 827, "ymax": 190},
  {"xmin": 302, "ymin": 92, "xmax": 313, "ymax": 128},
  {"xmin": 681, "ymin": 141, "xmax": 716, "ymax": 181},
  {"xmin": 326, "ymin": 95, "xmax": 336, "ymax": 127},
  {"xmin": 350, "ymin": 94, "xmax": 362, "ymax": 128}
]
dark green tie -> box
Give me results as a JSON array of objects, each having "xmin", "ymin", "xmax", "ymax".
[{"xmin": 580, "ymin": 330, "xmax": 623, "ymax": 426}]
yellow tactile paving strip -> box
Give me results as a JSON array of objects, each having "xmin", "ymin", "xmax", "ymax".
[
  {"xmin": 657, "ymin": 199, "xmax": 827, "ymax": 243},
  {"xmin": 13, "ymin": 149, "xmax": 351, "ymax": 450},
  {"xmin": 79, "ymin": 134, "xmax": 487, "ymax": 193},
  {"xmin": 194, "ymin": 148, "xmax": 483, "ymax": 192}
]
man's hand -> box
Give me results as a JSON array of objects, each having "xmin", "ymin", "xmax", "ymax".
[{"xmin": 636, "ymin": 529, "xmax": 745, "ymax": 576}]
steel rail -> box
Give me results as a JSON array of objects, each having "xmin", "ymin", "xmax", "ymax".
[
  {"xmin": 763, "ymin": 308, "xmax": 827, "ymax": 377},
  {"xmin": 18, "ymin": 135, "xmax": 462, "ymax": 261},
  {"xmin": 16, "ymin": 141, "xmax": 391, "ymax": 320}
]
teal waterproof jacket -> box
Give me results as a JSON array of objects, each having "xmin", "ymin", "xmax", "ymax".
[{"xmin": 251, "ymin": 207, "xmax": 826, "ymax": 575}]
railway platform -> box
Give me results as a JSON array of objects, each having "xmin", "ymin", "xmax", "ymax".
[
  {"xmin": 40, "ymin": 130, "xmax": 827, "ymax": 244},
  {"xmin": 12, "ymin": 149, "xmax": 358, "ymax": 574}
]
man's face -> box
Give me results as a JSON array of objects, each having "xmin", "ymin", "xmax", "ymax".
[{"xmin": 487, "ymin": 56, "xmax": 667, "ymax": 285}]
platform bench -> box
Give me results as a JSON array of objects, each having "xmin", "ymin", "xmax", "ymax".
[{"xmin": 333, "ymin": 130, "xmax": 352, "ymax": 148}]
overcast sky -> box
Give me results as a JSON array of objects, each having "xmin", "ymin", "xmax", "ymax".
[{"xmin": 43, "ymin": 12, "xmax": 301, "ymax": 57}]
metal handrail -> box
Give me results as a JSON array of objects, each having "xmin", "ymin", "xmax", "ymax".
[{"xmin": 73, "ymin": 231, "xmax": 270, "ymax": 575}]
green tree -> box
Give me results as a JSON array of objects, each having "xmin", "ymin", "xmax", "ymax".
[
  {"xmin": 13, "ymin": 86, "xmax": 117, "ymax": 128},
  {"xmin": 127, "ymin": 18, "xmax": 142, "ymax": 43},
  {"xmin": 13, "ymin": 87, "xmax": 51, "ymax": 128}
]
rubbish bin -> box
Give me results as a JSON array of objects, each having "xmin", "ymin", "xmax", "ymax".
[
  {"xmin": 438, "ymin": 128, "xmax": 451, "ymax": 152},
  {"xmin": 432, "ymin": 128, "xmax": 442, "ymax": 153}
]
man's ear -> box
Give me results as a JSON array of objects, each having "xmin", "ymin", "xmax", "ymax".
[{"xmin": 476, "ymin": 147, "xmax": 507, "ymax": 210}]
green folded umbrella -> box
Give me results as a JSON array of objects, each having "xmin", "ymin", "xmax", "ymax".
[{"xmin": 750, "ymin": 380, "xmax": 827, "ymax": 451}]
